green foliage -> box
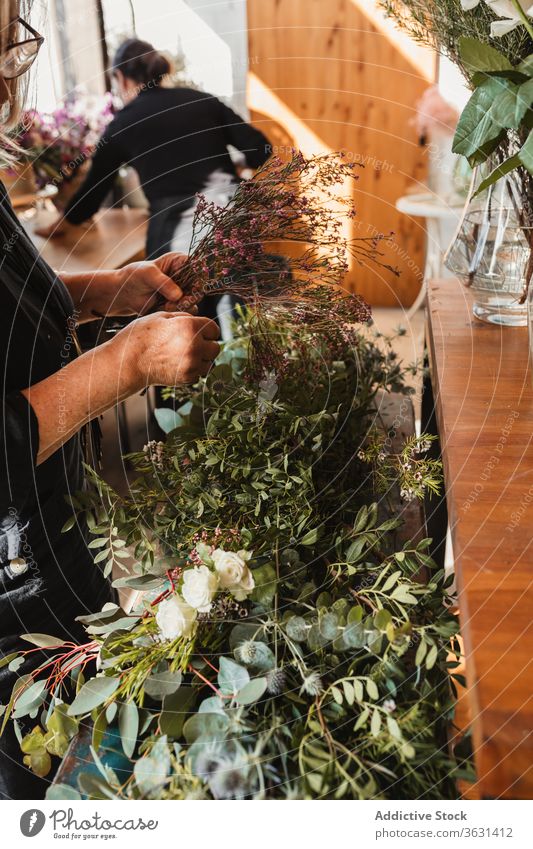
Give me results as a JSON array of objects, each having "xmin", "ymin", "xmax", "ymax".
[
  {"xmin": 12, "ymin": 312, "xmax": 472, "ymax": 800},
  {"xmin": 383, "ymin": 3, "xmax": 533, "ymax": 228},
  {"xmin": 75, "ymin": 317, "xmax": 423, "ymax": 575},
  {"xmin": 18, "ymin": 705, "xmax": 79, "ymax": 778},
  {"xmin": 446, "ymin": 35, "xmax": 533, "ymax": 234}
]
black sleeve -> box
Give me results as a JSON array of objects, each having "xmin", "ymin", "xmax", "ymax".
[
  {"xmin": 217, "ymin": 100, "xmax": 271, "ymax": 169},
  {"xmin": 64, "ymin": 123, "xmax": 126, "ymax": 225},
  {"xmin": 0, "ymin": 391, "xmax": 39, "ymax": 517}
]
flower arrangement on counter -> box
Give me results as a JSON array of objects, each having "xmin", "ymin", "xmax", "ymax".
[
  {"xmin": 0, "ymin": 152, "xmax": 471, "ymax": 800},
  {"xmin": 15, "ymin": 93, "xmax": 113, "ymax": 191}
]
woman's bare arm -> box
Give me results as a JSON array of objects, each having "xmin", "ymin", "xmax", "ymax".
[{"xmin": 21, "ymin": 312, "xmax": 220, "ymax": 465}]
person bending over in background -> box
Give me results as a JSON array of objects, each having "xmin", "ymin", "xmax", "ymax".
[{"xmin": 39, "ymin": 37, "xmax": 271, "ymax": 327}]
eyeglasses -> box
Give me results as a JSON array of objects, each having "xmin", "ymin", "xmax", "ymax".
[{"xmin": 0, "ymin": 16, "xmax": 44, "ymax": 80}]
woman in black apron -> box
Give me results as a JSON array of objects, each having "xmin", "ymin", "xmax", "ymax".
[{"xmin": 0, "ymin": 7, "xmax": 220, "ymax": 798}]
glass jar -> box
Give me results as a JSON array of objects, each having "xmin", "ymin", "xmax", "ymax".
[{"xmin": 445, "ymin": 158, "xmax": 532, "ymax": 327}]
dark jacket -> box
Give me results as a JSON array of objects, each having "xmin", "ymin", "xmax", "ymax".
[{"xmin": 64, "ymin": 86, "xmax": 270, "ymax": 257}]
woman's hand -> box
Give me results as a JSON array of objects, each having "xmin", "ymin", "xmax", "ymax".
[
  {"xmin": 22, "ymin": 312, "xmax": 220, "ymax": 465},
  {"xmin": 110, "ymin": 311, "xmax": 220, "ymax": 391},
  {"xmin": 61, "ymin": 252, "xmax": 194, "ymax": 322},
  {"xmin": 112, "ymin": 252, "xmax": 190, "ymax": 315}
]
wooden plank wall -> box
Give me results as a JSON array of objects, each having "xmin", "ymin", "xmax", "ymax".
[{"xmin": 246, "ymin": 0, "xmax": 436, "ymax": 307}]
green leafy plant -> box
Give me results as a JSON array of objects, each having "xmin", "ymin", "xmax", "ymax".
[{"xmin": 1, "ymin": 313, "xmax": 472, "ymax": 799}]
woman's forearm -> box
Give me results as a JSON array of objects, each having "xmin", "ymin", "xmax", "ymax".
[
  {"xmin": 60, "ymin": 269, "xmax": 124, "ymax": 322},
  {"xmin": 21, "ymin": 338, "xmax": 138, "ymax": 465},
  {"xmin": 20, "ymin": 310, "xmax": 221, "ymax": 466}
]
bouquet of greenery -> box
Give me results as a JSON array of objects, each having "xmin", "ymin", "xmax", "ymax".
[
  {"xmin": 381, "ymin": 1, "xmax": 532, "ymax": 74},
  {"xmin": 0, "ymin": 311, "xmax": 470, "ymax": 800}
]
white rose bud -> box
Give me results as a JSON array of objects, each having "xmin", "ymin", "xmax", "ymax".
[
  {"xmin": 212, "ymin": 548, "xmax": 255, "ymax": 601},
  {"xmin": 182, "ymin": 564, "xmax": 219, "ymax": 612},
  {"xmin": 156, "ymin": 594, "xmax": 197, "ymax": 641}
]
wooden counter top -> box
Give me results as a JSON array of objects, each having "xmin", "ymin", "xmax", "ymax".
[
  {"xmin": 21, "ymin": 206, "xmax": 148, "ymax": 272},
  {"xmin": 426, "ymin": 278, "xmax": 533, "ymax": 799}
]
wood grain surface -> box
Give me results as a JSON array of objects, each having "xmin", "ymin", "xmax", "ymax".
[
  {"xmin": 247, "ymin": 0, "xmax": 435, "ymax": 307},
  {"xmin": 427, "ymin": 278, "xmax": 533, "ymax": 799},
  {"xmin": 21, "ymin": 207, "xmax": 148, "ymax": 273}
]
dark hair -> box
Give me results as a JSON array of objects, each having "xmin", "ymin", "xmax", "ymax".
[{"xmin": 112, "ymin": 38, "xmax": 171, "ymax": 87}]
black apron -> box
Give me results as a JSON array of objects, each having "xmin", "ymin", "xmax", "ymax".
[{"xmin": 0, "ymin": 183, "xmax": 114, "ymax": 798}]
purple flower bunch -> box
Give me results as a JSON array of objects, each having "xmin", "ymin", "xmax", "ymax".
[
  {"xmin": 175, "ymin": 152, "xmax": 398, "ymax": 377},
  {"xmin": 178, "ymin": 152, "xmax": 397, "ymax": 307},
  {"xmin": 15, "ymin": 93, "xmax": 114, "ymax": 189}
]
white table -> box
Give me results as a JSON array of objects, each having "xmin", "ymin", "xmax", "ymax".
[{"xmin": 396, "ymin": 192, "xmax": 463, "ymax": 318}]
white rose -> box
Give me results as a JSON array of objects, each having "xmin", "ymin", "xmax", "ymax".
[
  {"xmin": 212, "ymin": 548, "xmax": 255, "ymax": 601},
  {"xmin": 182, "ymin": 564, "xmax": 219, "ymax": 612},
  {"xmin": 156, "ymin": 594, "xmax": 197, "ymax": 640}
]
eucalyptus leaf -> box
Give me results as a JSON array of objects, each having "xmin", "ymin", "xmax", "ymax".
[
  {"xmin": 250, "ymin": 564, "xmax": 277, "ymax": 606},
  {"xmin": 46, "ymin": 784, "xmax": 82, "ymax": 801},
  {"xmin": 198, "ymin": 696, "xmax": 225, "ymax": 714},
  {"xmin": 235, "ymin": 676, "xmax": 267, "ymax": 705},
  {"xmin": 218, "ymin": 657, "xmax": 250, "ymax": 695},
  {"xmin": 112, "ymin": 574, "xmax": 165, "ymax": 591},
  {"xmin": 182, "ymin": 711, "xmax": 229, "ymax": 744},
  {"xmin": 159, "ymin": 686, "xmax": 196, "ymax": 738},
  {"xmin": 92, "ymin": 709, "xmax": 108, "ymax": 752},
  {"xmin": 119, "ymin": 701, "xmax": 139, "ymax": 759},
  {"xmin": 12, "ymin": 680, "xmax": 46, "ymax": 717},
  {"xmin": 143, "ymin": 669, "xmax": 182, "ymax": 700},
  {"xmin": 134, "ymin": 736, "xmax": 171, "ymax": 797},
  {"xmin": 154, "ymin": 408, "xmax": 185, "ymax": 434},
  {"xmin": 78, "ymin": 772, "xmax": 116, "ymax": 801},
  {"xmin": 47, "ymin": 704, "xmax": 78, "ymax": 740},
  {"xmin": 20, "ymin": 633, "xmax": 66, "ymax": 649},
  {"xmin": 229, "ymin": 622, "xmax": 262, "ymax": 651},
  {"xmin": 68, "ymin": 676, "xmax": 120, "ymax": 716}
]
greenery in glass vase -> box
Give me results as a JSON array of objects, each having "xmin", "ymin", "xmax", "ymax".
[
  {"xmin": 381, "ymin": 1, "xmax": 533, "ymax": 285},
  {"xmin": 0, "ymin": 314, "xmax": 472, "ymax": 800}
]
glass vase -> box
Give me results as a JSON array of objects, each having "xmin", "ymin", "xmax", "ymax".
[{"xmin": 444, "ymin": 158, "xmax": 532, "ymax": 327}]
